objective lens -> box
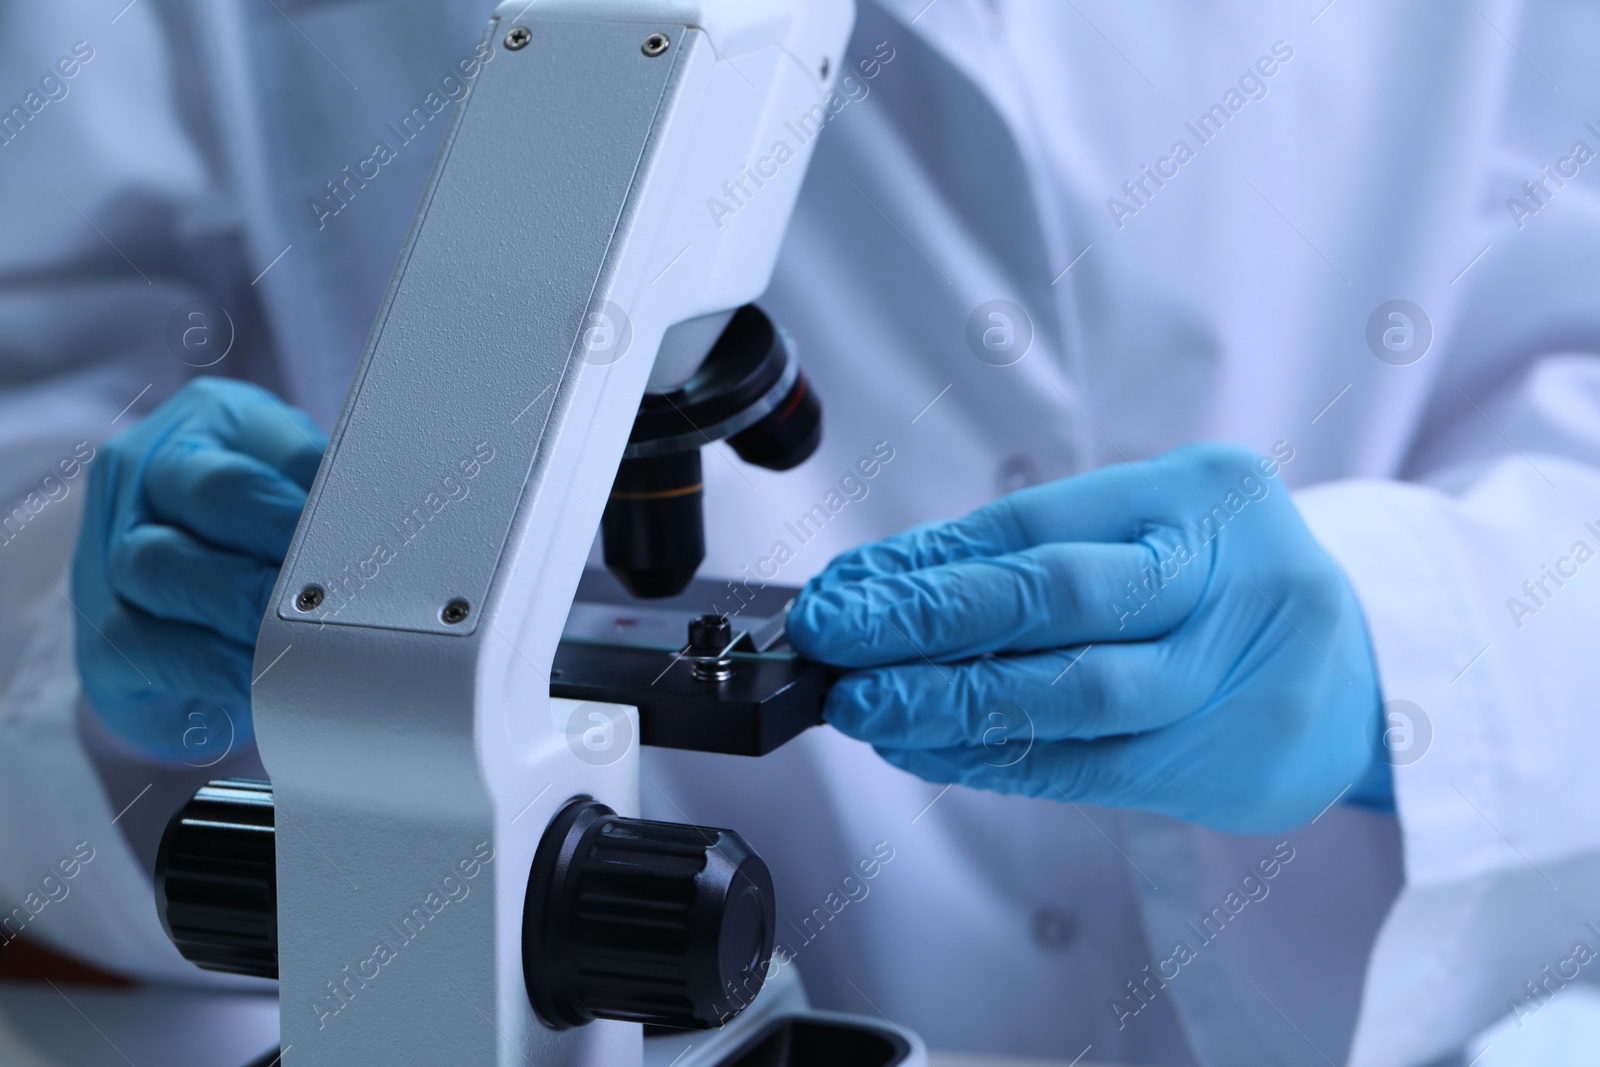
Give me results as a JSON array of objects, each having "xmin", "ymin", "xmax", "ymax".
[
  {"xmin": 726, "ymin": 371, "xmax": 821, "ymax": 472},
  {"xmin": 601, "ymin": 450, "xmax": 704, "ymax": 599}
]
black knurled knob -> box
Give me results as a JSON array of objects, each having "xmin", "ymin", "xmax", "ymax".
[
  {"xmin": 154, "ymin": 778, "xmax": 277, "ymax": 979},
  {"xmin": 523, "ymin": 799, "xmax": 775, "ymax": 1030}
]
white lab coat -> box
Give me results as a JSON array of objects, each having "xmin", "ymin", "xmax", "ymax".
[{"xmin": 2, "ymin": 1, "xmax": 1598, "ymax": 1064}]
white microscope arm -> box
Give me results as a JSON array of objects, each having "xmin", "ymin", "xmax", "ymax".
[{"xmin": 244, "ymin": 3, "xmax": 855, "ymax": 1064}]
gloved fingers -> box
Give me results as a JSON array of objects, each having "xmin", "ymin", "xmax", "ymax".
[
  {"xmin": 219, "ymin": 389, "xmax": 328, "ymax": 489},
  {"xmin": 806, "ymin": 444, "xmax": 1282, "ymax": 593},
  {"xmin": 85, "ymin": 603, "xmax": 256, "ymax": 710},
  {"xmin": 163, "ymin": 377, "xmax": 327, "ymax": 488},
  {"xmin": 871, "ymin": 734, "xmax": 1157, "ymax": 810},
  {"xmin": 873, "ymin": 702, "xmax": 1371, "ymax": 834},
  {"xmin": 808, "ymin": 463, "xmax": 1170, "ymax": 592},
  {"xmin": 142, "ymin": 433, "xmax": 313, "ymax": 560},
  {"xmin": 108, "ymin": 523, "xmax": 280, "ymax": 645},
  {"xmin": 789, "ymin": 532, "xmax": 1208, "ymax": 666},
  {"xmin": 804, "ymin": 511, "xmax": 1031, "ymax": 590},
  {"xmin": 824, "ymin": 639, "xmax": 1207, "ymax": 747},
  {"xmin": 88, "ymin": 690, "xmax": 252, "ymax": 766}
]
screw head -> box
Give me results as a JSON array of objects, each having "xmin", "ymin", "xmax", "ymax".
[
  {"xmin": 295, "ymin": 585, "xmax": 325, "ymax": 612},
  {"xmin": 688, "ymin": 614, "xmax": 731, "ymax": 654},
  {"xmin": 505, "ymin": 26, "xmax": 532, "ymax": 50},
  {"xmin": 442, "ymin": 598, "xmax": 471, "ymax": 625},
  {"xmin": 642, "ymin": 32, "xmax": 670, "ymax": 57}
]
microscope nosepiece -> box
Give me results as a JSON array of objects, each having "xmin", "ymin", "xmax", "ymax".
[{"xmin": 601, "ymin": 305, "xmax": 821, "ymax": 599}]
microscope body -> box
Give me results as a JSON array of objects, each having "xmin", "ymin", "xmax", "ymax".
[{"xmin": 245, "ymin": 3, "xmax": 855, "ymax": 1064}]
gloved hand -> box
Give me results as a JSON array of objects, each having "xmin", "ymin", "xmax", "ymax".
[
  {"xmin": 71, "ymin": 377, "xmax": 326, "ymax": 763},
  {"xmin": 787, "ymin": 443, "xmax": 1392, "ymax": 834}
]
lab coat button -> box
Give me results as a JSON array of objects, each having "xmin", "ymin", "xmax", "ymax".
[{"xmin": 1031, "ymin": 904, "xmax": 1078, "ymax": 952}]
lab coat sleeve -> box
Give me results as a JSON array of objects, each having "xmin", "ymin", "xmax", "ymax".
[
  {"xmin": 0, "ymin": 494, "xmax": 237, "ymax": 983},
  {"xmin": 0, "ymin": 2, "xmax": 263, "ymax": 982},
  {"xmin": 1294, "ymin": 216, "xmax": 1600, "ymax": 1062},
  {"xmin": 1289, "ymin": 10, "xmax": 1600, "ymax": 1047}
]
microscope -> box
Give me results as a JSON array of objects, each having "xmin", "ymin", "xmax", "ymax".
[{"xmin": 149, "ymin": 2, "xmax": 923, "ymax": 1065}]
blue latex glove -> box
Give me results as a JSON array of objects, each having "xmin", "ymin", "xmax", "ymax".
[
  {"xmin": 787, "ymin": 443, "xmax": 1392, "ymax": 833},
  {"xmin": 71, "ymin": 378, "xmax": 326, "ymax": 763}
]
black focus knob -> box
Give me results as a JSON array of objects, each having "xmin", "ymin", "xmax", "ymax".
[
  {"xmin": 523, "ymin": 799, "xmax": 775, "ymax": 1030},
  {"xmin": 154, "ymin": 778, "xmax": 277, "ymax": 979}
]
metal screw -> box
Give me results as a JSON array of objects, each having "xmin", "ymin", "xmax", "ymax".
[
  {"xmin": 691, "ymin": 659, "xmax": 733, "ymax": 683},
  {"xmin": 295, "ymin": 585, "xmax": 324, "ymax": 612},
  {"xmin": 687, "ymin": 614, "xmax": 734, "ymax": 682},
  {"xmin": 505, "ymin": 26, "xmax": 531, "ymax": 50},
  {"xmin": 642, "ymin": 32, "xmax": 670, "ymax": 57},
  {"xmin": 441, "ymin": 598, "xmax": 472, "ymax": 625}
]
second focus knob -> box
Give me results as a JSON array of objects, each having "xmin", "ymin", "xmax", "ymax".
[
  {"xmin": 523, "ymin": 799, "xmax": 775, "ymax": 1030},
  {"xmin": 154, "ymin": 778, "xmax": 277, "ymax": 979}
]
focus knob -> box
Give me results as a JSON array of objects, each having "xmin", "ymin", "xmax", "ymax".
[
  {"xmin": 154, "ymin": 778, "xmax": 277, "ymax": 979},
  {"xmin": 524, "ymin": 799, "xmax": 775, "ymax": 1030}
]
